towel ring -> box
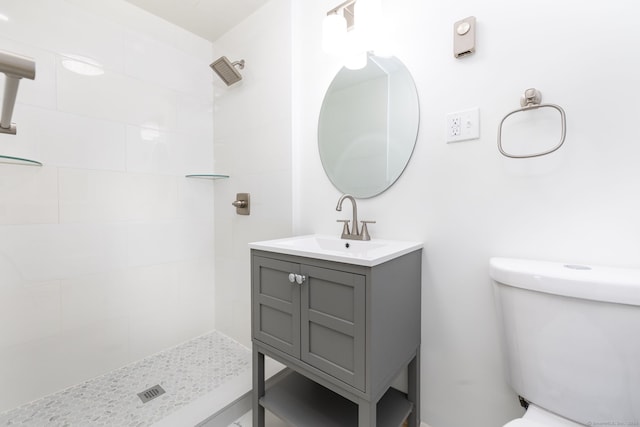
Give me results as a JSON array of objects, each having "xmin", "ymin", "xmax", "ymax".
[{"xmin": 497, "ymin": 88, "xmax": 566, "ymax": 159}]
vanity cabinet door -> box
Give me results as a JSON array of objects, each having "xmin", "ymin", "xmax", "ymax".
[
  {"xmin": 300, "ymin": 265, "xmax": 366, "ymax": 391},
  {"xmin": 252, "ymin": 256, "xmax": 301, "ymax": 358}
]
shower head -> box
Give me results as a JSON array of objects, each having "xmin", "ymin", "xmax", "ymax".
[{"xmin": 210, "ymin": 56, "xmax": 245, "ymax": 86}]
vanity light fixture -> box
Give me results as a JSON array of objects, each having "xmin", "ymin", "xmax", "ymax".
[
  {"xmin": 326, "ymin": 0, "xmax": 356, "ymax": 30},
  {"xmin": 322, "ymin": 10, "xmax": 347, "ymax": 54},
  {"xmin": 322, "ymin": 0, "xmax": 354, "ymax": 55},
  {"xmin": 322, "ymin": 0, "xmax": 383, "ymax": 69}
]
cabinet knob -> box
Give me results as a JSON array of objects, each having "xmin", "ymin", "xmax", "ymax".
[
  {"xmin": 295, "ymin": 274, "xmax": 306, "ymax": 285},
  {"xmin": 288, "ymin": 273, "xmax": 296, "ymax": 283}
]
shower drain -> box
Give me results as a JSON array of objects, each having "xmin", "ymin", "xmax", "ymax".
[{"xmin": 137, "ymin": 384, "xmax": 166, "ymax": 403}]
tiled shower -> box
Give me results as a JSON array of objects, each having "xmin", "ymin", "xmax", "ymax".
[{"xmin": 0, "ymin": 0, "xmax": 217, "ymax": 415}]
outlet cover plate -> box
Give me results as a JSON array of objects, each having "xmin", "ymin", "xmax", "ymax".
[{"xmin": 446, "ymin": 107, "xmax": 480, "ymax": 143}]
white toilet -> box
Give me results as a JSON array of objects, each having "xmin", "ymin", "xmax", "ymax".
[{"xmin": 490, "ymin": 257, "xmax": 640, "ymax": 426}]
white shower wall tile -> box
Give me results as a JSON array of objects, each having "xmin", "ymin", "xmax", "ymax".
[
  {"xmin": 221, "ymin": 256, "xmax": 250, "ymax": 347},
  {"xmin": 128, "ymin": 313, "xmax": 185, "ymax": 362},
  {"xmin": 31, "ymin": 107, "xmax": 127, "ymax": 171},
  {"xmin": 175, "ymin": 287, "xmax": 216, "ymax": 338},
  {"xmin": 125, "ymin": 260, "xmax": 214, "ymax": 359},
  {"xmin": 56, "ymin": 60, "xmax": 179, "ymax": 130},
  {"xmin": 213, "ymin": 256, "xmax": 237, "ymax": 339},
  {"xmin": 212, "ymin": 139, "xmax": 232, "ymax": 176},
  {"xmin": 178, "ymin": 178, "xmax": 215, "ymax": 222},
  {"xmin": 60, "ymin": 271, "xmax": 129, "ymax": 333},
  {"xmin": 63, "ymin": 0, "xmax": 213, "ymax": 59},
  {"xmin": 125, "ymin": 220, "xmax": 214, "ymax": 267},
  {"xmin": 0, "ymin": 317, "xmax": 131, "ymax": 413},
  {"xmin": 58, "ymin": 168, "xmax": 130, "ymax": 223},
  {"xmin": 126, "ymin": 263, "xmax": 214, "ymax": 353},
  {"xmin": 225, "ymin": 119, "xmax": 292, "ymax": 175},
  {"xmin": 214, "ymin": 256, "xmax": 252, "ymax": 348},
  {"xmin": 0, "ymin": 165, "xmax": 58, "ymax": 225},
  {"xmin": 0, "ymin": 0, "xmax": 126, "ymax": 73},
  {"xmin": 181, "ymin": 134, "xmax": 216, "ymax": 175},
  {"xmin": 174, "ymin": 258, "xmax": 216, "ymax": 327},
  {"xmin": 231, "ymin": 171, "xmax": 292, "ymax": 225},
  {"xmin": 0, "ymin": 223, "xmax": 129, "ymax": 282},
  {"xmin": 60, "ymin": 170, "xmax": 183, "ymax": 223},
  {"xmin": 0, "ymin": 251, "xmax": 29, "ymax": 291},
  {"xmin": 0, "ymin": 259, "xmax": 215, "ymax": 411},
  {"xmin": 0, "ymin": 281, "xmax": 61, "ymax": 349},
  {"xmin": 127, "ymin": 263, "xmax": 181, "ymax": 315},
  {"xmin": 0, "ymin": 338, "xmax": 69, "ymax": 412},
  {"xmin": 52, "ymin": 317, "xmax": 131, "ymax": 384},
  {"xmin": 175, "ymin": 92, "xmax": 214, "ymax": 140},
  {"xmin": 126, "ymin": 173, "xmax": 179, "ymax": 221},
  {"xmin": 126, "ymin": 125, "xmax": 183, "ymax": 175},
  {"xmin": 212, "ymin": 92, "xmax": 250, "ymax": 141},
  {"xmin": 123, "ymin": 30, "xmax": 213, "ymax": 97},
  {"xmin": 182, "ymin": 219, "xmax": 216, "ymax": 259},
  {"xmin": 125, "ymin": 221, "xmax": 184, "ymax": 267}
]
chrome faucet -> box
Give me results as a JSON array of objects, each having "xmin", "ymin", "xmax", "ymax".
[{"xmin": 335, "ymin": 194, "xmax": 375, "ymax": 241}]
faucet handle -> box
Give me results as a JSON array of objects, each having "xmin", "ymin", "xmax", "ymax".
[
  {"xmin": 337, "ymin": 219, "xmax": 350, "ymax": 236},
  {"xmin": 360, "ymin": 220, "xmax": 376, "ymax": 241}
]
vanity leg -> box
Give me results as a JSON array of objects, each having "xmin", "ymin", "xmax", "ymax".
[
  {"xmin": 252, "ymin": 345, "xmax": 265, "ymax": 427},
  {"xmin": 407, "ymin": 349, "xmax": 420, "ymax": 427},
  {"xmin": 358, "ymin": 399, "xmax": 376, "ymax": 427}
]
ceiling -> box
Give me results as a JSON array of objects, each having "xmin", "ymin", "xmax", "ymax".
[{"xmin": 124, "ymin": 0, "xmax": 270, "ymax": 42}]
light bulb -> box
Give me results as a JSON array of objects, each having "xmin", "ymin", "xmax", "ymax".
[
  {"xmin": 322, "ymin": 12, "xmax": 347, "ymax": 55},
  {"xmin": 344, "ymin": 52, "xmax": 367, "ymax": 70},
  {"xmin": 354, "ymin": 0, "xmax": 382, "ymax": 52}
]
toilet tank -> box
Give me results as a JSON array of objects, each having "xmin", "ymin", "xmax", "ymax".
[{"xmin": 490, "ymin": 258, "xmax": 640, "ymax": 425}]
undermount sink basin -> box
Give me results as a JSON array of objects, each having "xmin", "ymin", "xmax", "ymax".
[{"xmin": 249, "ymin": 235, "xmax": 422, "ymax": 267}]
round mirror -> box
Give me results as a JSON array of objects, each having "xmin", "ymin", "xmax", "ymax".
[{"xmin": 318, "ymin": 54, "xmax": 419, "ymax": 198}]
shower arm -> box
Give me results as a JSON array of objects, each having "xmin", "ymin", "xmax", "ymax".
[{"xmin": 0, "ymin": 49, "xmax": 36, "ymax": 135}]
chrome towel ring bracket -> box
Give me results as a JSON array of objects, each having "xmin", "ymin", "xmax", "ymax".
[{"xmin": 497, "ymin": 88, "xmax": 567, "ymax": 159}]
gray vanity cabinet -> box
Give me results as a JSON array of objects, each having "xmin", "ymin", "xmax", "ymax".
[
  {"xmin": 251, "ymin": 248, "xmax": 422, "ymax": 427},
  {"xmin": 252, "ymin": 256, "xmax": 302, "ymax": 358},
  {"xmin": 253, "ymin": 255, "xmax": 366, "ymax": 390}
]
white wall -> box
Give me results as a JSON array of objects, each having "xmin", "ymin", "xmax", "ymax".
[
  {"xmin": 293, "ymin": 1, "xmax": 640, "ymax": 426},
  {"xmin": 0, "ymin": 0, "xmax": 215, "ymax": 411},
  {"xmin": 213, "ymin": 0, "xmax": 293, "ymax": 347}
]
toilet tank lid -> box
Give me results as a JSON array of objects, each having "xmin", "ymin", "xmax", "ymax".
[{"xmin": 490, "ymin": 257, "xmax": 640, "ymax": 307}]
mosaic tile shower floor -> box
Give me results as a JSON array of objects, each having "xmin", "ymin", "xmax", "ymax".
[{"xmin": 0, "ymin": 331, "xmax": 251, "ymax": 426}]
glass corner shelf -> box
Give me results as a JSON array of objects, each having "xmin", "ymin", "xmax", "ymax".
[
  {"xmin": 0, "ymin": 155, "xmax": 43, "ymax": 167},
  {"xmin": 185, "ymin": 174, "xmax": 229, "ymax": 180}
]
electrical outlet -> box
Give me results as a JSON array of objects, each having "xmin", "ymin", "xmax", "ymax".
[{"xmin": 446, "ymin": 107, "xmax": 480, "ymax": 143}]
